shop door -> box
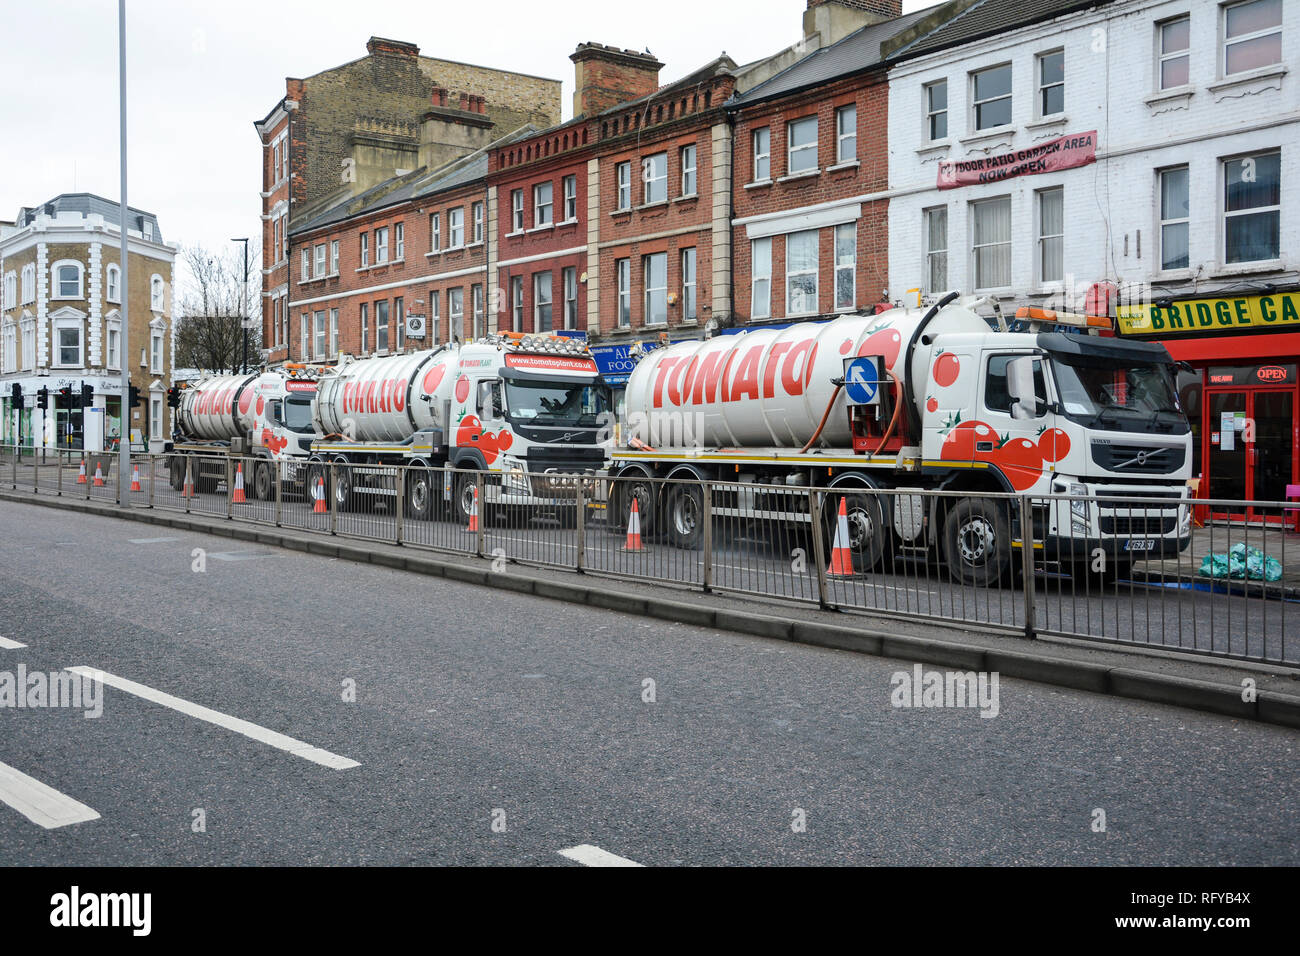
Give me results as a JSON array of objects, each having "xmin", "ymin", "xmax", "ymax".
[{"xmin": 1206, "ymin": 388, "xmax": 1296, "ymax": 522}]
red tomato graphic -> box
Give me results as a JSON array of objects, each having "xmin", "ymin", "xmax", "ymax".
[
  {"xmin": 932, "ymin": 352, "xmax": 960, "ymax": 388},
  {"xmin": 238, "ymin": 390, "xmax": 253, "ymax": 415},
  {"xmin": 858, "ymin": 327, "xmax": 902, "ymax": 368},
  {"xmin": 496, "ymin": 431, "xmax": 513, "ymax": 452},
  {"xmin": 839, "ymin": 338, "xmax": 853, "ymax": 356},
  {"xmin": 1037, "ymin": 427, "xmax": 1071, "ymax": 463},
  {"xmin": 926, "ymin": 396, "xmax": 938, "ymax": 413},
  {"xmin": 255, "ymin": 395, "xmax": 265, "ymax": 416},
  {"xmin": 454, "ymin": 375, "xmax": 470, "ymax": 403},
  {"xmin": 940, "ymin": 420, "xmax": 994, "ymax": 460},
  {"xmin": 455, "ymin": 415, "xmax": 511, "ymax": 465},
  {"xmin": 992, "ymin": 438, "xmax": 1044, "ymax": 492},
  {"xmin": 422, "ymin": 364, "xmax": 446, "ymax": 395}
]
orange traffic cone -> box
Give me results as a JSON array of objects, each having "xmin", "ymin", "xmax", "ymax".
[
  {"xmin": 130, "ymin": 465, "xmax": 142, "ymax": 492},
  {"xmin": 231, "ymin": 462, "xmax": 246, "ymax": 503},
  {"xmin": 466, "ymin": 484, "xmax": 479, "ymax": 532},
  {"xmin": 92, "ymin": 464, "xmax": 105, "ymax": 487},
  {"xmin": 312, "ymin": 476, "xmax": 327, "ymax": 514},
  {"xmin": 624, "ymin": 497, "xmax": 644, "ymax": 552},
  {"xmin": 827, "ymin": 497, "xmax": 854, "ymax": 577},
  {"xmin": 76, "ymin": 459, "xmax": 87, "ymax": 484},
  {"xmin": 182, "ymin": 459, "xmax": 196, "ymax": 498}
]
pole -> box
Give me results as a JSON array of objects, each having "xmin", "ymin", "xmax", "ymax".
[
  {"xmin": 116, "ymin": 0, "xmax": 130, "ymax": 504},
  {"xmin": 232, "ymin": 237, "xmax": 250, "ymax": 373}
]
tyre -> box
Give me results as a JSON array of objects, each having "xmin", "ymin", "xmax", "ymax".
[
  {"xmin": 331, "ymin": 460, "xmax": 354, "ymax": 512},
  {"xmin": 252, "ymin": 461, "xmax": 273, "ymax": 501},
  {"xmin": 665, "ymin": 483, "xmax": 704, "ymax": 549},
  {"xmin": 455, "ymin": 470, "xmax": 480, "ymax": 526},
  {"xmin": 609, "ymin": 474, "xmax": 656, "ymax": 536},
  {"xmin": 943, "ymin": 497, "xmax": 1012, "ymax": 588},
  {"xmin": 405, "ymin": 468, "xmax": 434, "ymax": 521},
  {"xmin": 305, "ymin": 462, "xmax": 329, "ymax": 508},
  {"xmin": 168, "ymin": 456, "xmax": 186, "ymax": 491},
  {"xmin": 821, "ymin": 489, "xmax": 888, "ymax": 571}
]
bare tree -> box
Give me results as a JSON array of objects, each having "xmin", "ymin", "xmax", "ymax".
[{"xmin": 174, "ymin": 243, "xmax": 263, "ymax": 374}]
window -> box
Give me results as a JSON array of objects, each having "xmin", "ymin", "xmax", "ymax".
[
  {"xmin": 428, "ymin": 292, "xmax": 441, "ymax": 345},
  {"xmin": 681, "ymin": 248, "xmax": 697, "ymax": 321},
  {"xmin": 2, "ymin": 272, "xmax": 13, "ymax": 309},
  {"xmin": 1158, "ymin": 16, "xmax": 1191, "ymax": 89},
  {"xmin": 473, "ymin": 201, "xmax": 485, "ymax": 242},
  {"xmin": 2, "ymin": 320, "xmax": 15, "ymax": 374},
  {"xmin": 280, "ymin": 214, "xmax": 288, "ymax": 260},
  {"xmin": 925, "ymin": 80, "xmax": 948, "ymax": 141},
  {"xmin": 54, "ymin": 323, "xmax": 82, "ymax": 367},
  {"xmin": 562, "ymin": 176, "xmax": 577, "ymax": 221},
  {"xmin": 924, "ymin": 207, "xmax": 948, "ymax": 294},
  {"xmin": 106, "ymin": 320, "xmax": 120, "ymax": 370},
  {"xmin": 53, "ymin": 261, "xmax": 83, "ymax": 299},
  {"xmin": 787, "ymin": 117, "xmax": 818, "ymax": 174},
  {"xmin": 301, "ymin": 314, "xmax": 309, "ymax": 360},
  {"xmin": 643, "ymin": 152, "xmax": 668, "ymax": 204},
  {"xmin": 616, "ymin": 161, "xmax": 632, "ymax": 210},
  {"xmin": 511, "ymin": 190, "xmax": 524, "ymax": 232},
  {"xmin": 143, "ymin": 221, "xmax": 153, "ymax": 242},
  {"xmin": 395, "ymin": 297, "xmax": 405, "ymax": 350},
  {"xmin": 395, "ymin": 223, "xmax": 404, "ymax": 260},
  {"xmin": 834, "ymin": 223, "xmax": 856, "ymax": 311},
  {"xmin": 616, "ymin": 259, "xmax": 631, "ymax": 327},
  {"xmin": 330, "ymin": 240, "xmax": 339, "ymax": 275},
  {"xmin": 449, "ymin": 208, "xmax": 464, "ymax": 248},
  {"xmin": 314, "ymin": 243, "xmax": 326, "ymax": 278},
  {"xmin": 360, "ymin": 303, "xmax": 369, "ymax": 353},
  {"xmin": 753, "ymin": 127, "xmax": 771, "ymax": 181},
  {"xmin": 104, "ymin": 264, "xmax": 119, "ymax": 304},
  {"xmin": 360, "ymin": 233, "xmax": 369, "ymax": 268},
  {"xmin": 301, "ymin": 248, "xmax": 310, "ymax": 278},
  {"xmin": 1037, "ymin": 188, "xmax": 1064, "ymax": 284},
  {"xmin": 430, "ymin": 212, "xmax": 441, "ymax": 252},
  {"xmin": 375, "ymin": 227, "xmax": 389, "ymax": 264},
  {"xmin": 972, "ymin": 64, "xmax": 1013, "ymax": 130},
  {"xmin": 376, "ymin": 300, "xmax": 390, "ymax": 352},
  {"xmin": 280, "ymin": 141, "xmax": 288, "ymax": 181},
  {"xmin": 1224, "ymin": 151, "xmax": 1281, "ymax": 263},
  {"xmin": 1224, "ymin": 0, "xmax": 1282, "ymax": 75},
  {"xmin": 786, "ymin": 231, "xmax": 819, "ymax": 315},
  {"xmin": 150, "ymin": 275, "xmax": 165, "ymax": 311},
  {"xmin": 643, "ymin": 253, "xmax": 667, "ymax": 325},
  {"xmin": 511, "ymin": 276, "xmax": 524, "ymax": 332},
  {"xmin": 151, "ymin": 396, "xmax": 163, "ymax": 441},
  {"xmin": 751, "ymin": 238, "xmax": 772, "ymax": 319},
  {"xmin": 21, "ymin": 264, "xmax": 36, "ymax": 304},
  {"xmin": 151, "ymin": 326, "xmax": 164, "ymax": 373},
  {"xmin": 472, "ymin": 284, "xmax": 484, "ymax": 338},
  {"xmin": 314, "ymin": 311, "xmax": 326, "ymax": 359},
  {"xmin": 563, "ymin": 267, "xmax": 578, "ymax": 330},
  {"xmin": 1037, "ymin": 51, "xmax": 1064, "ymax": 117},
  {"xmin": 972, "ymin": 196, "xmax": 1012, "ymax": 290},
  {"xmin": 1159, "ymin": 166, "xmax": 1190, "ymax": 270},
  {"xmin": 836, "ymin": 105, "xmax": 857, "ymax": 163},
  {"xmin": 534, "ymin": 182, "xmax": 553, "ymax": 226},
  {"xmin": 21, "ymin": 319, "xmax": 35, "ymax": 370},
  {"xmin": 330, "ymin": 308, "xmax": 339, "ymax": 357},
  {"xmin": 534, "ymin": 272, "xmax": 553, "ymax": 331},
  {"xmin": 985, "ymin": 355, "xmax": 1047, "ymax": 417},
  {"xmin": 681, "ymin": 145, "xmax": 697, "ymax": 196},
  {"xmin": 449, "ymin": 288, "xmax": 464, "ymax": 338}
]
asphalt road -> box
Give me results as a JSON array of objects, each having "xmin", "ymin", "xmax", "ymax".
[{"xmin": 0, "ymin": 497, "xmax": 1296, "ymax": 865}]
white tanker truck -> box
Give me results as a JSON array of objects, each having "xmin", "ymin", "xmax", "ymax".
[
  {"xmin": 168, "ymin": 367, "xmax": 320, "ymax": 498},
  {"xmin": 307, "ymin": 332, "xmax": 610, "ymax": 522},
  {"xmin": 611, "ymin": 293, "xmax": 1193, "ymax": 585}
]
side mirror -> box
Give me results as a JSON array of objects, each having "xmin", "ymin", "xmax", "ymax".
[{"xmin": 1007, "ymin": 356, "xmax": 1043, "ymax": 420}]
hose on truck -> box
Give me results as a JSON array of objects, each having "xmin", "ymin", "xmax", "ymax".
[{"xmin": 799, "ymin": 382, "xmax": 844, "ymax": 454}]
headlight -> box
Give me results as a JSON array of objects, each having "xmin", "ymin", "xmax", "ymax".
[
  {"xmin": 500, "ymin": 455, "xmax": 530, "ymax": 494},
  {"xmin": 1068, "ymin": 482, "xmax": 1090, "ymax": 520}
]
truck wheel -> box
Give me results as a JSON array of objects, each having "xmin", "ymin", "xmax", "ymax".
[
  {"xmin": 821, "ymin": 491, "xmax": 887, "ymax": 571},
  {"xmin": 666, "ymin": 484, "xmax": 704, "ymax": 549},
  {"xmin": 332, "ymin": 465, "xmax": 354, "ymax": 512},
  {"xmin": 168, "ymin": 456, "xmax": 185, "ymax": 491},
  {"xmin": 405, "ymin": 468, "xmax": 433, "ymax": 521},
  {"xmin": 305, "ymin": 463, "xmax": 329, "ymax": 507},
  {"xmin": 610, "ymin": 475, "xmax": 655, "ymax": 536},
  {"xmin": 253, "ymin": 462, "xmax": 273, "ymax": 501},
  {"xmin": 455, "ymin": 470, "xmax": 480, "ymax": 526},
  {"xmin": 943, "ymin": 498, "xmax": 1011, "ymax": 588}
]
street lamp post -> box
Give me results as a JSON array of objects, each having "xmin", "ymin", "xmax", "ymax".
[
  {"xmin": 116, "ymin": 0, "xmax": 130, "ymax": 504},
  {"xmin": 232, "ymin": 237, "xmax": 249, "ymax": 373}
]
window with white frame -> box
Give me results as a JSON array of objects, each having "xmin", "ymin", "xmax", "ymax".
[
  {"xmin": 151, "ymin": 325, "xmax": 164, "ymax": 373},
  {"xmin": 280, "ymin": 213, "xmax": 288, "ymax": 260},
  {"xmin": 511, "ymin": 190, "xmax": 524, "ymax": 231},
  {"xmin": 430, "ymin": 212, "xmax": 441, "ymax": 252},
  {"xmin": 1224, "ymin": 0, "xmax": 1282, "ymax": 76},
  {"xmin": 534, "ymin": 271, "xmax": 553, "ymax": 331},
  {"xmin": 1224, "ymin": 150, "xmax": 1280, "ymax": 263},
  {"xmin": 1037, "ymin": 187, "xmax": 1064, "ymax": 284},
  {"xmin": 786, "ymin": 231, "xmax": 819, "ymax": 315},
  {"xmin": 151, "ymin": 396, "xmax": 162, "ymax": 441},
  {"xmin": 449, "ymin": 208, "xmax": 464, "ymax": 248},
  {"xmin": 616, "ymin": 259, "xmax": 631, "ymax": 327},
  {"xmin": 925, "ymin": 80, "xmax": 948, "ymax": 140},
  {"xmin": 534, "ymin": 182, "xmax": 553, "ymax": 226},
  {"xmin": 21, "ymin": 318, "xmax": 35, "ymax": 370},
  {"xmin": 787, "ymin": 117, "xmax": 818, "ymax": 174},
  {"xmin": 1158, "ymin": 16, "xmax": 1190, "ymax": 89},
  {"xmin": 563, "ymin": 267, "xmax": 577, "ymax": 329},
  {"xmin": 562, "ymin": 177, "xmax": 577, "ymax": 221},
  {"xmin": 2, "ymin": 271, "xmax": 14, "ymax": 309},
  {"xmin": 143, "ymin": 221, "xmax": 153, "ymax": 242},
  {"xmin": 2, "ymin": 319, "xmax": 15, "ymax": 373},
  {"xmin": 375, "ymin": 227, "xmax": 389, "ymax": 264},
  {"xmin": 449, "ymin": 287, "xmax": 464, "ymax": 338},
  {"xmin": 836, "ymin": 105, "xmax": 857, "ymax": 163},
  {"xmin": 301, "ymin": 313, "xmax": 309, "ymax": 360},
  {"xmin": 751, "ymin": 238, "xmax": 772, "ymax": 319},
  {"xmin": 753, "ymin": 127, "xmax": 771, "ymax": 181},
  {"xmin": 395, "ymin": 297, "xmax": 405, "ymax": 350},
  {"xmin": 314, "ymin": 311, "xmax": 326, "ymax": 359},
  {"xmin": 54, "ymin": 319, "xmax": 83, "ymax": 367},
  {"xmin": 971, "ymin": 196, "xmax": 1012, "ymax": 290},
  {"xmin": 360, "ymin": 232, "xmax": 369, "ymax": 268},
  {"xmin": 643, "ymin": 253, "xmax": 667, "ymax": 325},
  {"xmin": 616, "ymin": 161, "xmax": 632, "ymax": 210},
  {"xmin": 472, "ymin": 284, "xmax": 484, "ymax": 338},
  {"xmin": 473, "ymin": 201, "xmax": 485, "ymax": 241},
  {"xmin": 511, "ymin": 276, "xmax": 524, "ymax": 332},
  {"xmin": 330, "ymin": 240, "xmax": 339, "ymax": 275},
  {"xmin": 52, "ymin": 261, "xmax": 83, "ymax": 300},
  {"xmin": 360, "ymin": 303, "xmax": 369, "ymax": 353},
  {"xmin": 680, "ymin": 145, "xmax": 697, "ymax": 196},
  {"xmin": 301, "ymin": 248, "xmax": 310, "ymax": 278},
  {"xmin": 430, "ymin": 291, "xmax": 441, "ymax": 344},
  {"xmin": 972, "ymin": 63, "xmax": 1012, "ymax": 130},
  {"xmin": 106, "ymin": 317, "xmax": 121, "ymax": 370},
  {"xmin": 150, "ymin": 275, "xmax": 165, "ymax": 311},
  {"xmin": 314, "ymin": 243, "xmax": 326, "ymax": 278},
  {"xmin": 834, "ymin": 223, "xmax": 856, "ymax": 311},
  {"xmin": 1159, "ymin": 166, "xmax": 1190, "ymax": 270},
  {"xmin": 21, "ymin": 264, "xmax": 35, "ymax": 304},
  {"xmin": 681, "ymin": 248, "xmax": 697, "ymax": 321},
  {"xmin": 376, "ymin": 300, "xmax": 390, "ymax": 352},
  {"xmin": 1037, "ymin": 51, "xmax": 1064, "ymax": 117},
  {"xmin": 643, "ymin": 152, "xmax": 668, "ymax": 204},
  {"xmin": 924, "ymin": 207, "xmax": 948, "ymax": 294},
  {"xmin": 330, "ymin": 308, "xmax": 339, "ymax": 357},
  {"xmin": 395, "ymin": 222, "xmax": 404, "ymax": 260}
]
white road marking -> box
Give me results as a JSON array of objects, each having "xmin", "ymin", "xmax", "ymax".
[
  {"xmin": 127, "ymin": 537, "xmax": 180, "ymax": 544},
  {"xmin": 66, "ymin": 668, "xmax": 359, "ymax": 771},
  {"xmin": 0, "ymin": 637, "xmax": 26, "ymax": 650},
  {"xmin": 0, "ymin": 760, "xmax": 100, "ymax": 829},
  {"xmin": 208, "ymin": 551, "xmax": 274, "ymax": 562},
  {"xmin": 559, "ymin": 844, "xmax": 644, "ymax": 867}
]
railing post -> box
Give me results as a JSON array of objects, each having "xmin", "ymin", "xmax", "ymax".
[
  {"xmin": 1021, "ymin": 494, "xmax": 1036, "ymax": 640},
  {"xmin": 12, "ymin": 446, "xmax": 18, "ymax": 489},
  {"xmin": 394, "ymin": 465, "xmax": 404, "ymax": 546},
  {"xmin": 84, "ymin": 455, "xmax": 91, "ymax": 501},
  {"xmin": 475, "ymin": 470, "xmax": 486, "ymax": 558},
  {"xmin": 809, "ymin": 487, "xmax": 829, "ymax": 609},
  {"xmin": 329, "ymin": 463, "xmax": 338, "ymax": 535},
  {"xmin": 184, "ymin": 456, "xmax": 193, "ymax": 513},
  {"xmin": 701, "ymin": 481, "xmax": 713, "ymax": 593},
  {"xmin": 32, "ymin": 452, "xmax": 39, "ymax": 494},
  {"xmin": 574, "ymin": 477, "xmax": 586, "ymax": 572},
  {"xmin": 57, "ymin": 449, "xmax": 64, "ymax": 496},
  {"xmin": 226, "ymin": 457, "xmax": 234, "ymax": 519},
  {"xmin": 148, "ymin": 455, "xmax": 156, "ymax": 508},
  {"xmin": 275, "ymin": 462, "xmax": 283, "ymax": 527}
]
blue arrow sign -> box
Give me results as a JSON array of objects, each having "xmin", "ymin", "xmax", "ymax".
[{"xmin": 843, "ymin": 356, "xmax": 880, "ymax": 405}]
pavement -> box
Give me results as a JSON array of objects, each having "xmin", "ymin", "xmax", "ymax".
[
  {"xmin": 0, "ymin": 497, "xmax": 1298, "ymax": 865},
  {"xmin": 1138, "ymin": 521, "xmax": 1300, "ymax": 597}
]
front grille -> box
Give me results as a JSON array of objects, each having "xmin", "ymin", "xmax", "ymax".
[
  {"xmin": 1094, "ymin": 488, "xmax": 1184, "ymax": 535},
  {"xmin": 1090, "ymin": 441, "xmax": 1185, "ymax": 474}
]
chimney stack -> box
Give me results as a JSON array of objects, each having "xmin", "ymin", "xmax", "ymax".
[
  {"xmin": 570, "ymin": 43, "xmax": 664, "ymax": 118},
  {"xmin": 366, "ymin": 36, "xmax": 420, "ymax": 58},
  {"xmin": 803, "ymin": 0, "xmax": 902, "ymax": 46}
]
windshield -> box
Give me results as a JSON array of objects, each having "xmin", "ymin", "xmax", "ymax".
[
  {"xmin": 504, "ymin": 378, "xmax": 609, "ymax": 428},
  {"xmin": 1050, "ymin": 358, "xmax": 1187, "ymax": 432},
  {"xmin": 284, "ymin": 396, "xmax": 315, "ymax": 433}
]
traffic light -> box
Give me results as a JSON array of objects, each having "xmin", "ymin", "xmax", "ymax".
[
  {"xmin": 128, "ymin": 384, "xmax": 142, "ymax": 409},
  {"xmin": 36, "ymin": 388, "xmax": 49, "ymax": 410},
  {"xmin": 57, "ymin": 386, "xmax": 72, "ymax": 407},
  {"xmin": 81, "ymin": 383, "xmax": 93, "ymax": 408},
  {"xmin": 10, "ymin": 383, "xmax": 22, "ymax": 410},
  {"xmin": 166, "ymin": 386, "xmax": 181, "ymax": 409}
]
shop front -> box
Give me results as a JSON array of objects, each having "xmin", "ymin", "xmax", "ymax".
[{"xmin": 1117, "ymin": 292, "xmax": 1300, "ymax": 524}]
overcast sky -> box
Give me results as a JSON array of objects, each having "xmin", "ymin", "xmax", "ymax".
[{"xmin": 1, "ymin": 0, "xmax": 934, "ymax": 263}]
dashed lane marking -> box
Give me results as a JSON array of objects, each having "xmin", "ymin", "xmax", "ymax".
[
  {"xmin": 0, "ymin": 637, "xmax": 26, "ymax": 650},
  {"xmin": 0, "ymin": 760, "xmax": 100, "ymax": 829},
  {"xmin": 558, "ymin": 844, "xmax": 644, "ymax": 867}
]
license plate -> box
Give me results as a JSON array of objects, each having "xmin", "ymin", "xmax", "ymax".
[{"xmin": 1125, "ymin": 539, "xmax": 1156, "ymax": 551}]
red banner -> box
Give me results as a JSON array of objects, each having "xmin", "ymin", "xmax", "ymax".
[{"xmin": 937, "ymin": 131, "xmax": 1096, "ymax": 190}]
